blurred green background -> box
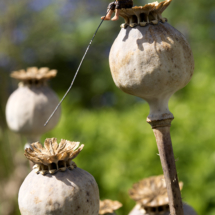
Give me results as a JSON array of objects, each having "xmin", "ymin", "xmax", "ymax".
[{"xmin": 0, "ymin": 0, "xmax": 215, "ymax": 214}]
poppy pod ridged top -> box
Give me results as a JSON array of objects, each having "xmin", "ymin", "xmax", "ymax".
[
  {"xmin": 18, "ymin": 138, "xmax": 100, "ymax": 215},
  {"xmin": 109, "ymin": 0, "xmax": 194, "ymax": 122},
  {"xmin": 99, "ymin": 199, "xmax": 122, "ymax": 215},
  {"xmin": 6, "ymin": 67, "xmax": 61, "ymax": 148},
  {"xmin": 128, "ymin": 175, "xmax": 197, "ymax": 215}
]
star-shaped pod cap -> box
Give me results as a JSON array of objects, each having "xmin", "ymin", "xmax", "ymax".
[
  {"xmin": 11, "ymin": 67, "xmax": 57, "ymax": 81},
  {"xmin": 119, "ymin": 0, "xmax": 172, "ymax": 28},
  {"xmin": 99, "ymin": 199, "xmax": 122, "ymax": 214},
  {"xmin": 129, "ymin": 175, "xmax": 183, "ymax": 207},
  {"xmin": 25, "ymin": 138, "xmax": 84, "ymax": 175}
]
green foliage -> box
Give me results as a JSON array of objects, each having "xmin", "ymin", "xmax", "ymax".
[{"xmin": 42, "ymin": 66, "xmax": 215, "ymax": 214}]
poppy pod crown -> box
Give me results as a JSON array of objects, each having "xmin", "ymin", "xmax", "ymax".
[
  {"xmin": 129, "ymin": 175, "xmax": 183, "ymax": 208},
  {"xmin": 11, "ymin": 67, "xmax": 57, "ymax": 86},
  {"xmin": 25, "ymin": 138, "xmax": 84, "ymax": 175},
  {"xmin": 99, "ymin": 199, "xmax": 122, "ymax": 214},
  {"xmin": 119, "ymin": 0, "xmax": 172, "ymax": 28}
]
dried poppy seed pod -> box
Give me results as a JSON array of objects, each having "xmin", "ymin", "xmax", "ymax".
[
  {"xmin": 128, "ymin": 175, "xmax": 197, "ymax": 215},
  {"xmin": 6, "ymin": 67, "xmax": 61, "ymax": 148},
  {"xmin": 99, "ymin": 199, "xmax": 122, "ymax": 215},
  {"xmin": 18, "ymin": 138, "xmax": 100, "ymax": 215},
  {"xmin": 110, "ymin": 0, "xmax": 194, "ymax": 122},
  {"xmin": 109, "ymin": 1, "xmax": 194, "ymax": 214}
]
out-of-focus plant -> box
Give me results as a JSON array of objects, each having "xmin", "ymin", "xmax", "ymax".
[{"xmin": 5, "ymin": 67, "xmax": 61, "ymax": 148}]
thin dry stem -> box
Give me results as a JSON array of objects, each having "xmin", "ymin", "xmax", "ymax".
[{"xmin": 147, "ymin": 119, "xmax": 184, "ymax": 215}]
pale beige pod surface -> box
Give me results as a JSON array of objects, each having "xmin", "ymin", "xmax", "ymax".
[
  {"xmin": 6, "ymin": 67, "xmax": 61, "ymax": 140},
  {"xmin": 6, "ymin": 85, "xmax": 61, "ymax": 136},
  {"xmin": 18, "ymin": 168, "xmax": 100, "ymax": 215},
  {"xmin": 109, "ymin": 23, "xmax": 194, "ymax": 121},
  {"xmin": 18, "ymin": 138, "xmax": 100, "ymax": 215}
]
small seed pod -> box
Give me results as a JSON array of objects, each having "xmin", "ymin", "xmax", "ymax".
[
  {"xmin": 99, "ymin": 199, "xmax": 122, "ymax": 215},
  {"xmin": 128, "ymin": 175, "xmax": 197, "ymax": 215},
  {"xmin": 109, "ymin": 0, "xmax": 194, "ymax": 122},
  {"xmin": 18, "ymin": 138, "xmax": 100, "ymax": 215},
  {"xmin": 6, "ymin": 67, "xmax": 61, "ymax": 148}
]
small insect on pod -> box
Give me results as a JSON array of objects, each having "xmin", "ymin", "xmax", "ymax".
[
  {"xmin": 99, "ymin": 199, "xmax": 122, "ymax": 215},
  {"xmin": 6, "ymin": 67, "xmax": 61, "ymax": 149},
  {"xmin": 128, "ymin": 175, "xmax": 197, "ymax": 215},
  {"xmin": 18, "ymin": 138, "xmax": 100, "ymax": 215}
]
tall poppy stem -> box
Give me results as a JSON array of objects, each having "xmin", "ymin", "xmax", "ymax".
[{"xmin": 147, "ymin": 118, "xmax": 184, "ymax": 215}]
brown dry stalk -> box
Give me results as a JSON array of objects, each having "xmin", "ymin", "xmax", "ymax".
[{"xmin": 148, "ymin": 119, "xmax": 184, "ymax": 215}]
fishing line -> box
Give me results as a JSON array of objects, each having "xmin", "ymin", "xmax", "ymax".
[{"xmin": 44, "ymin": 3, "xmax": 115, "ymax": 126}]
